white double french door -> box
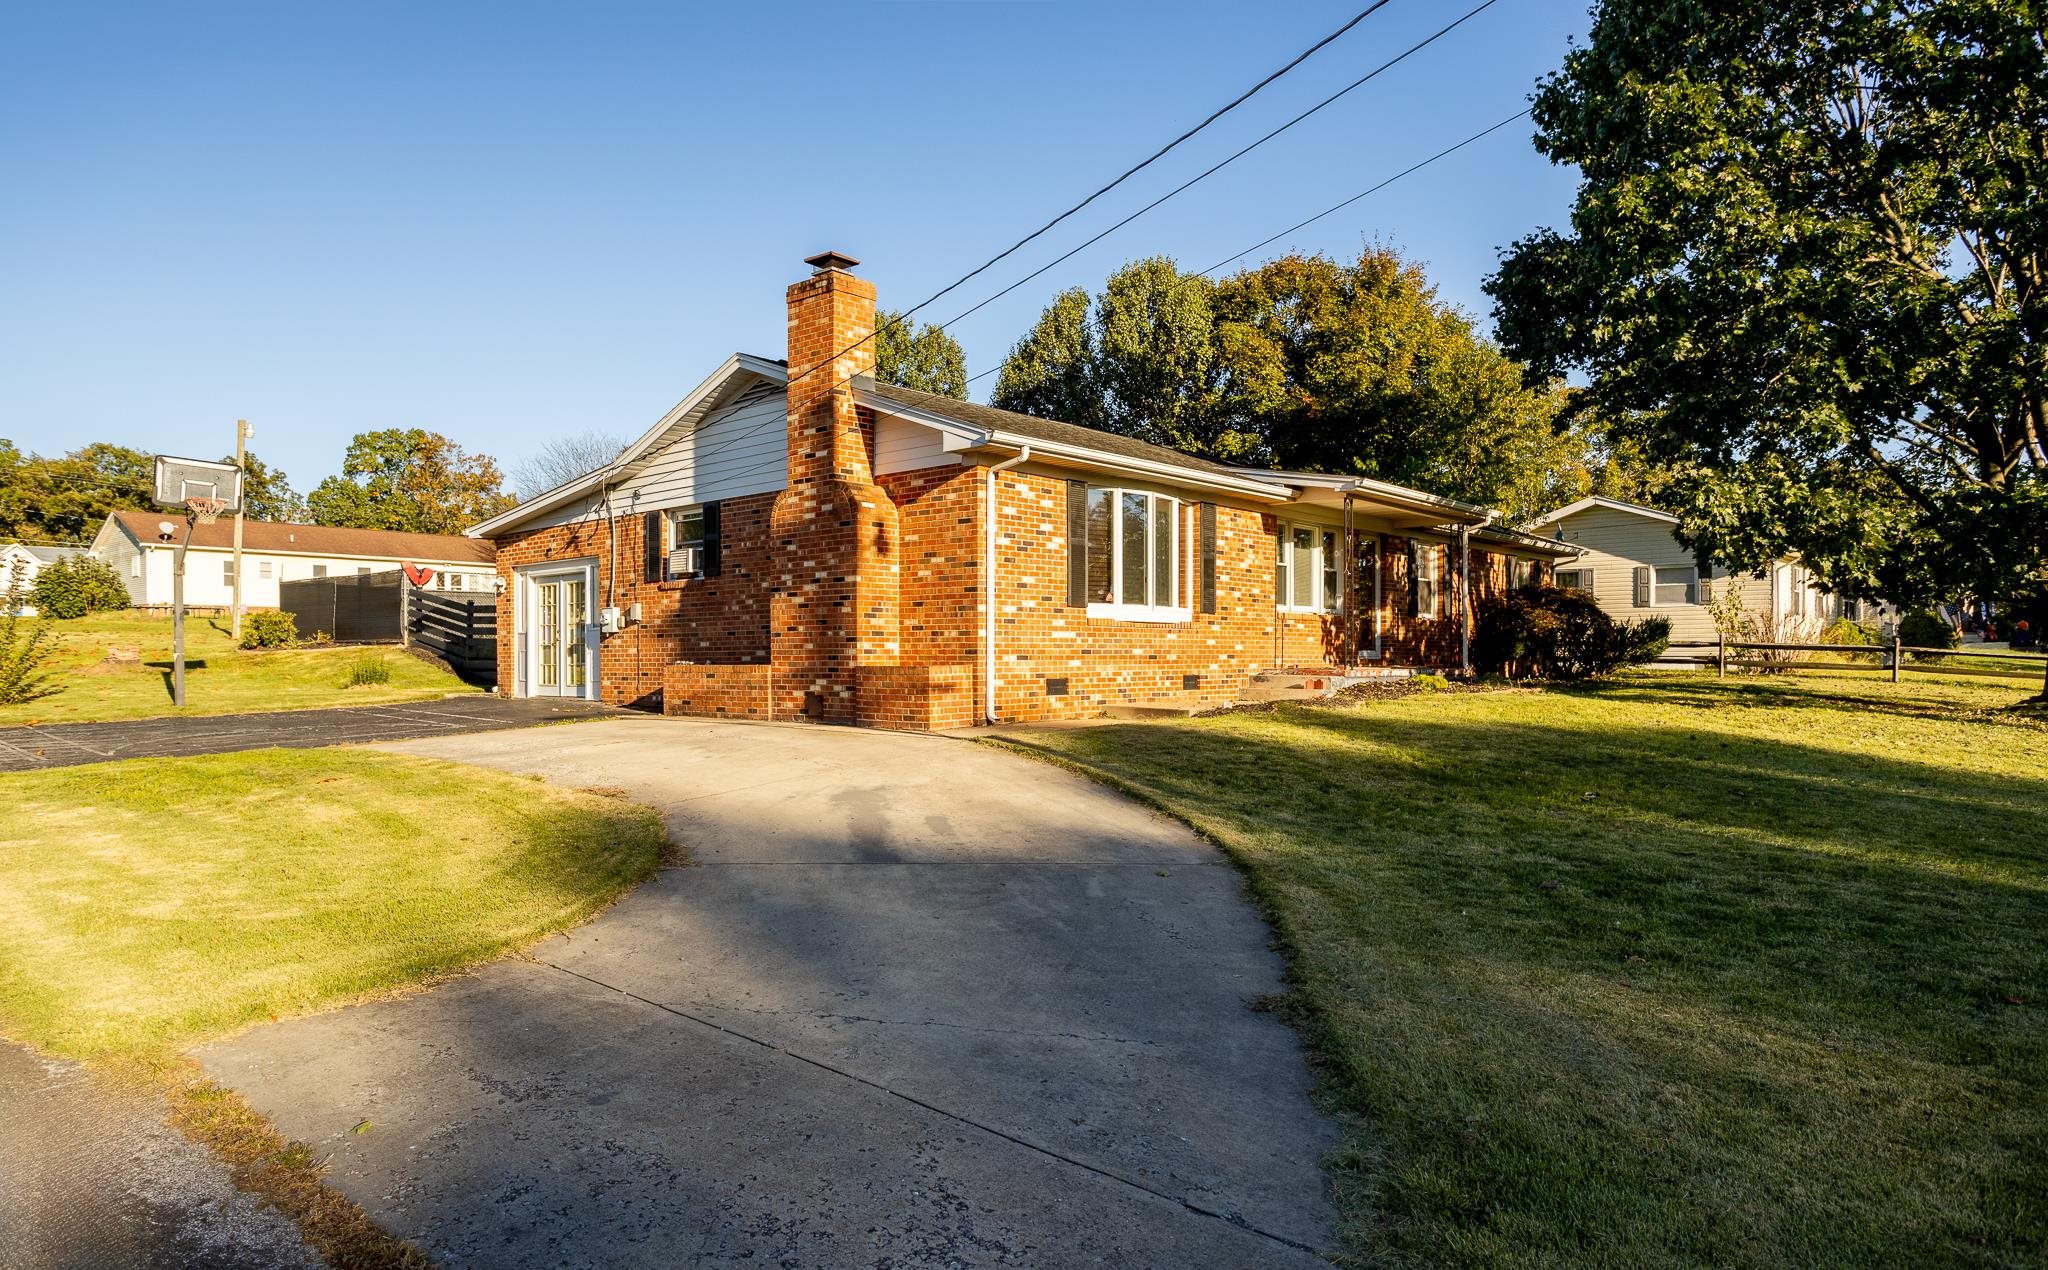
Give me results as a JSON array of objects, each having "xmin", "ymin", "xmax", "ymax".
[{"xmin": 522, "ymin": 563, "xmax": 597, "ymax": 698}]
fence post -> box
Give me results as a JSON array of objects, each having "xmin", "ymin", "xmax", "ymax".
[
  {"xmin": 1717, "ymin": 631, "xmax": 1727, "ymax": 679},
  {"xmin": 1891, "ymin": 635, "xmax": 1902, "ymax": 684}
]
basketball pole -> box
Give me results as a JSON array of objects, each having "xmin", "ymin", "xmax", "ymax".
[
  {"xmin": 173, "ymin": 511, "xmax": 193, "ymax": 708},
  {"xmin": 231, "ymin": 419, "xmax": 251, "ymax": 641}
]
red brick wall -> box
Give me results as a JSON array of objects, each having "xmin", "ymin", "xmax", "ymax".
[
  {"xmin": 491, "ymin": 455, "xmax": 1556, "ymax": 723},
  {"xmin": 491, "ymin": 491, "xmax": 775, "ymax": 708}
]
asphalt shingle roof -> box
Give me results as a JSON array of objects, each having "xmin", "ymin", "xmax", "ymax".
[
  {"xmin": 862, "ymin": 382, "xmax": 1273, "ymax": 484},
  {"xmin": 111, "ymin": 512, "xmax": 495, "ymax": 563}
]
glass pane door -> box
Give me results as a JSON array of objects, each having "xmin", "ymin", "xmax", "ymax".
[
  {"xmin": 561, "ymin": 576, "xmax": 588, "ymax": 690},
  {"xmin": 536, "ymin": 581, "xmax": 561, "ymax": 690}
]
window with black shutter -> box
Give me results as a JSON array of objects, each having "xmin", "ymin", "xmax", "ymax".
[{"xmin": 1065, "ymin": 480, "xmax": 1088, "ymax": 607}]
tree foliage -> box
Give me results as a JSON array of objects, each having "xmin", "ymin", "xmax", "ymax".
[
  {"xmin": 875, "ymin": 310, "xmax": 969, "ymax": 399},
  {"xmin": 1488, "ymin": 0, "xmax": 2047, "ymax": 609},
  {"xmin": 306, "ymin": 429, "xmax": 516, "ymax": 535},
  {"xmin": 228, "ymin": 451, "xmax": 306, "ymax": 522},
  {"xmin": 0, "ymin": 559, "xmax": 58, "ymax": 704},
  {"xmin": 993, "ymin": 251, "xmax": 1603, "ymax": 521},
  {"xmin": 0, "ymin": 441, "xmax": 154, "ymax": 542},
  {"xmin": 509, "ymin": 432, "xmax": 624, "ymax": 498},
  {"xmin": 29, "ymin": 555, "xmax": 130, "ymax": 619}
]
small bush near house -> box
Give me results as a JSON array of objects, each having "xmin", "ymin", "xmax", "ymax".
[
  {"xmin": 1820, "ymin": 617, "xmax": 1883, "ymax": 663},
  {"xmin": 1899, "ymin": 610, "xmax": 1960, "ymax": 654},
  {"xmin": 29, "ymin": 557, "xmax": 129, "ymax": 620},
  {"xmin": 1473, "ymin": 585, "xmax": 1671, "ymax": 680},
  {"xmin": 341, "ymin": 652, "xmax": 392, "ymax": 687},
  {"xmin": 238, "ymin": 610, "xmax": 299, "ymax": 649},
  {"xmin": 1409, "ymin": 673, "xmax": 1450, "ymax": 691},
  {"xmin": 0, "ymin": 563, "xmax": 58, "ymax": 705}
]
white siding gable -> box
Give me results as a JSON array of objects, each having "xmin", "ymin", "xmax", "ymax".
[
  {"xmin": 874, "ymin": 412, "xmax": 959, "ymax": 475},
  {"xmin": 1549, "ymin": 504, "xmax": 1723, "ymax": 644},
  {"xmin": 616, "ymin": 383, "xmax": 788, "ymax": 511}
]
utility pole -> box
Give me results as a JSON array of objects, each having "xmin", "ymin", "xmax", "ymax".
[{"xmin": 231, "ymin": 418, "xmax": 252, "ymax": 640}]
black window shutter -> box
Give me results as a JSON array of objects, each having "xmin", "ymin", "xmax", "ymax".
[
  {"xmin": 644, "ymin": 510, "xmax": 663, "ymax": 583},
  {"xmin": 1198, "ymin": 502, "xmax": 1217, "ymax": 614},
  {"xmin": 702, "ymin": 501, "xmax": 723, "ymax": 578},
  {"xmin": 1406, "ymin": 540, "xmax": 1421, "ymax": 618},
  {"xmin": 1065, "ymin": 480, "xmax": 1088, "ymax": 608}
]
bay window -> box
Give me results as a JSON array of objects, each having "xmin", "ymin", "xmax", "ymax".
[{"xmin": 1083, "ymin": 486, "xmax": 1183, "ymax": 619}]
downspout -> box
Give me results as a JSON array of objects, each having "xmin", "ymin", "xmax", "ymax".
[
  {"xmin": 983, "ymin": 446, "xmax": 1031, "ymax": 725},
  {"xmin": 1342, "ymin": 491, "xmax": 1355, "ymax": 666},
  {"xmin": 1460, "ymin": 512, "xmax": 1496, "ymax": 677}
]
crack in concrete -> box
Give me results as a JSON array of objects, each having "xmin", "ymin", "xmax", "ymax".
[
  {"xmin": 534, "ymin": 958, "xmax": 1321, "ymax": 1260},
  {"xmin": 651, "ymin": 997, "xmax": 1164, "ymax": 1047}
]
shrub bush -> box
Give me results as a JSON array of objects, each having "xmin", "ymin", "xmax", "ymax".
[
  {"xmin": 1409, "ymin": 673, "xmax": 1450, "ymax": 692},
  {"xmin": 1474, "ymin": 585, "xmax": 1671, "ymax": 680},
  {"xmin": 1899, "ymin": 611, "xmax": 1960, "ymax": 652},
  {"xmin": 0, "ymin": 561, "xmax": 58, "ymax": 705},
  {"xmin": 29, "ymin": 556, "xmax": 129, "ymax": 619},
  {"xmin": 239, "ymin": 610, "xmax": 300, "ymax": 649},
  {"xmin": 342, "ymin": 652, "xmax": 392, "ymax": 688},
  {"xmin": 1819, "ymin": 617, "xmax": 1883, "ymax": 662}
]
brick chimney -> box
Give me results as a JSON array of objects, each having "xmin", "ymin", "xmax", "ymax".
[
  {"xmin": 769, "ymin": 251, "xmax": 900, "ymax": 723},
  {"xmin": 785, "ymin": 250, "xmax": 878, "ymax": 485}
]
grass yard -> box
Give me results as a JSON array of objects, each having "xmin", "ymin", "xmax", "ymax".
[
  {"xmin": 999, "ymin": 672, "xmax": 2046, "ymax": 1268},
  {"xmin": 0, "ymin": 610, "xmax": 478, "ymax": 726},
  {"xmin": 0, "ymin": 748, "xmax": 664, "ymax": 1062}
]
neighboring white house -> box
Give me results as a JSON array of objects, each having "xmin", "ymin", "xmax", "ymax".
[
  {"xmin": 1, "ymin": 543, "xmax": 89, "ymax": 614},
  {"xmin": 90, "ymin": 512, "xmax": 496, "ymax": 609},
  {"xmin": 1525, "ymin": 496, "xmax": 1853, "ymax": 646}
]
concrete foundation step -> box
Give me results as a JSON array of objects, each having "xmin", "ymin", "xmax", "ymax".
[{"xmin": 1240, "ymin": 666, "xmax": 1416, "ymax": 704}]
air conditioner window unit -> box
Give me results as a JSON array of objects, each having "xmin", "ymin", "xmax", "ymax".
[{"xmin": 668, "ymin": 546, "xmax": 701, "ymax": 579}]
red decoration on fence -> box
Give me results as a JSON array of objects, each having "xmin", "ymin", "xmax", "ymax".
[{"xmin": 403, "ymin": 562, "xmax": 436, "ymax": 587}]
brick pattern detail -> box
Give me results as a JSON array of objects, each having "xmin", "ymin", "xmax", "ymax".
[
  {"xmin": 769, "ymin": 265, "xmax": 902, "ymax": 723},
  {"xmin": 857, "ymin": 663, "xmax": 976, "ymax": 730},
  {"xmin": 664, "ymin": 663, "xmax": 771, "ymax": 718}
]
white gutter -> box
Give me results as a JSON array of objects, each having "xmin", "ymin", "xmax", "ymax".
[{"xmin": 984, "ymin": 446, "xmax": 1031, "ymax": 725}]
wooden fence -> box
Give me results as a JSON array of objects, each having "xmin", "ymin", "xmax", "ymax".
[
  {"xmin": 1667, "ymin": 637, "xmax": 2048, "ymax": 692},
  {"xmin": 404, "ymin": 586, "xmax": 497, "ymax": 688}
]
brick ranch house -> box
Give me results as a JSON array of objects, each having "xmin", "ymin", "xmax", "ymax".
[{"xmin": 469, "ymin": 252, "xmax": 1575, "ymax": 729}]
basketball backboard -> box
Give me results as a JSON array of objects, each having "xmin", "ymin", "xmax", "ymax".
[{"xmin": 153, "ymin": 455, "xmax": 243, "ymax": 511}]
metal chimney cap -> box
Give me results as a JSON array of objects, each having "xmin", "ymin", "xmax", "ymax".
[{"xmin": 804, "ymin": 250, "xmax": 860, "ymax": 273}]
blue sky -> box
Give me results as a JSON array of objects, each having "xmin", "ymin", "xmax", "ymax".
[{"xmin": 0, "ymin": 1, "xmax": 1590, "ymax": 494}]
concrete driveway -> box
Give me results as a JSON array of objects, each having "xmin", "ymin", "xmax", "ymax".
[{"xmin": 199, "ymin": 717, "xmax": 1340, "ymax": 1267}]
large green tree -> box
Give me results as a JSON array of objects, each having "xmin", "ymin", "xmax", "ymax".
[
  {"xmin": 1488, "ymin": 0, "xmax": 2047, "ymax": 608},
  {"xmin": 225, "ymin": 450, "xmax": 306, "ymax": 522},
  {"xmin": 994, "ymin": 251, "xmax": 1599, "ymax": 521},
  {"xmin": 307, "ymin": 429, "xmax": 516, "ymax": 535},
  {"xmin": 875, "ymin": 310, "xmax": 969, "ymax": 399},
  {"xmin": 0, "ymin": 441, "xmax": 155, "ymax": 542}
]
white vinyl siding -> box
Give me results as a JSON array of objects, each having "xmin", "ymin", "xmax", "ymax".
[
  {"xmin": 615, "ymin": 384, "xmax": 788, "ymax": 509},
  {"xmin": 874, "ymin": 413, "xmax": 960, "ymax": 475},
  {"xmin": 1538, "ymin": 504, "xmax": 1803, "ymax": 645}
]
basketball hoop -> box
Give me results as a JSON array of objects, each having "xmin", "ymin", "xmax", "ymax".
[{"xmin": 187, "ymin": 497, "xmax": 228, "ymax": 524}]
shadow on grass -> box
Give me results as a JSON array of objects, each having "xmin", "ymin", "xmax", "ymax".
[{"xmin": 1018, "ymin": 696, "xmax": 2048, "ymax": 1263}]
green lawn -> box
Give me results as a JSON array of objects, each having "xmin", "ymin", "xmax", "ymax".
[
  {"xmin": 1, "ymin": 610, "xmax": 478, "ymax": 726},
  {"xmin": 997, "ymin": 672, "xmax": 2046, "ymax": 1267},
  {"xmin": 0, "ymin": 748, "xmax": 664, "ymax": 1061}
]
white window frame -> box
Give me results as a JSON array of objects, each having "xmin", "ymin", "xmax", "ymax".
[
  {"xmin": 222, "ymin": 559, "xmax": 235, "ymax": 584},
  {"xmin": 1653, "ymin": 565, "xmax": 1698, "ymax": 606},
  {"xmin": 311, "ymin": 564, "xmax": 328, "ymax": 578},
  {"xmin": 1555, "ymin": 567, "xmax": 1593, "ymax": 593},
  {"xmin": 665, "ymin": 506, "xmax": 707, "ymax": 581},
  {"xmin": 258, "ymin": 560, "xmax": 273, "ymax": 580},
  {"xmin": 1083, "ymin": 487, "xmax": 1187, "ymax": 623},
  {"xmin": 1276, "ymin": 522, "xmax": 1342, "ymax": 615},
  {"xmin": 1415, "ymin": 542, "xmax": 1445, "ymax": 620}
]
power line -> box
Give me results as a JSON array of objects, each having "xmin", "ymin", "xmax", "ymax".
[
  {"xmin": 676, "ymin": 3, "xmax": 1509, "ymax": 466},
  {"xmin": 1199, "ymin": 107, "xmax": 1530, "ymax": 275},
  {"xmin": 924, "ymin": 0, "xmax": 1505, "ymax": 341},
  {"xmin": 784, "ymin": 1, "xmax": 1404, "ymax": 390},
  {"xmin": 960, "ymin": 105, "xmax": 1530, "ymax": 390}
]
